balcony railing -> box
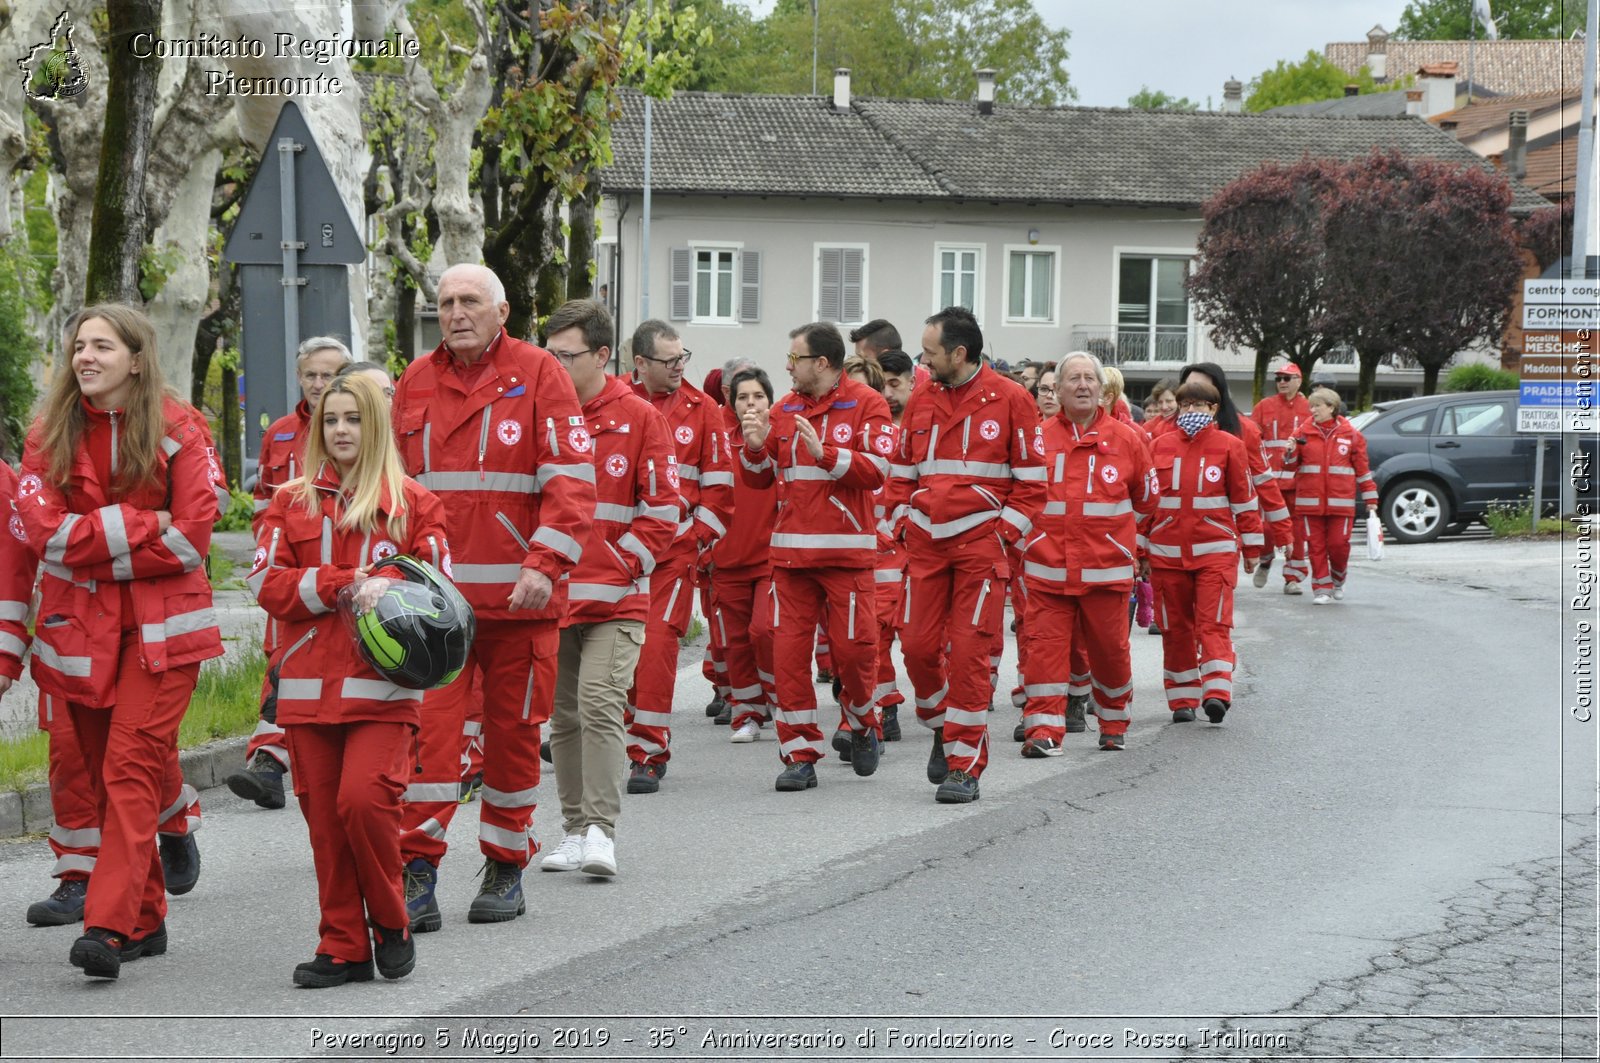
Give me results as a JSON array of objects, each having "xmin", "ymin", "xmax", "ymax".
[{"xmin": 1066, "ymin": 326, "xmax": 1193, "ymax": 366}]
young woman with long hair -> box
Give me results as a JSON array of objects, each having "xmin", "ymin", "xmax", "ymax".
[
  {"xmin": 17, "ymin": 304, "xmax": 227, "ymax": 979},
  {"xmin": 249, "ymin": 372, "xmax": 454, "ymax": 987}
]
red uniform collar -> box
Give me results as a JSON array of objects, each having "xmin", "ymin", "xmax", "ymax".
[{"xmin": 586, "ymin": 374, "xmax": 635, "ymax": 414}]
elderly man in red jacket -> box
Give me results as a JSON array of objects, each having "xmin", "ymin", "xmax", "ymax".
[{"xmin": 391, "ymin": 264, "xmax": 596, "ymax": 931}]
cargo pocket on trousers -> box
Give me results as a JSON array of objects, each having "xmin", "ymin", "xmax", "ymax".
[
  {"xmin": 610, "ymin": 622, "xmax": 646, "ymax": 689},
  {"xmin": 519, "ymin": 626, "xmax": 563, "ymax": 725}
]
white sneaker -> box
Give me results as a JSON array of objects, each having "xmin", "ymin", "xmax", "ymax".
[
  {"xmin": 539, "ymin": 831, "xmax": 585, "ymax": 872},
  {"xmin": 1332, "ymin": 584, "xmax": 1345, "ymax": 600},
  {"xmin": 1312, "ymin": 594, "xmax": 1332, "ymax": 605},
  {"xmin": 730, "ymin": 720, "xmax": 761, "ymax": 743},
  {"xmin": 1252, "ymin": 556, "xmax": 1271, "ymax": 588},
  {"xmin": 580, "ymin": 825, "xmax": 616, "ymax": 877},
  {"xmin": 1284, "ymin": 581, "xmax": 1303, "ymax": 596}
]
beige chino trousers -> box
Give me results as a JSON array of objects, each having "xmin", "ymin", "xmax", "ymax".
[{"xmin": 550, "ymin": 619, "xmax": 645, "ymax": 839}]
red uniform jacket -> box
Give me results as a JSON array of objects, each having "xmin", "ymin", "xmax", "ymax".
[
  {"xmin": 632, "ymin": 379, "xmax": 733, "ymax": 552},
  {"xmin": 1, "ymin": 463, "xmax": 38, "ymax": 683},
  {"xmin": 252, "ymin": 400, "xmax": 311, "ymax": 533},
  {"xmin": 565, "ymin": 376, "xmax": 681, "ymax": 625},
  {"xmin": 249, "ymin": 466, "xmax": 451, "ymax": 726},
  {"xmin": 887, "ymin": 364, "xmax": 1045, "ymax": 551},
  {"xmin": 1284, "ymin": 415, "xmax": 1378, "ymax": 515},
  {"xmin": 392, "ymin": 332, "xmax": 596, "ymax": 623},
  {"xmin": 1143, "ymin": 424, "xmax": 1265, "ymax": 570},
  {"xmin": 1023, "ymin": 409, "xmax": 1159, "ymax": 594},
  {"xmin": 1251, "ymin": 393, "xmax": 1310, "ymax": 488},
  {"xmin": 737, "ymin": 375, "xmax": 894, "ymax": 570},
  {"xmin": 17, "ymin": 397, "xmax": 226, "ymax": 706},
  {"xmin": 710, "ymin": 405, "xmax": 776, "ymax": 578}
]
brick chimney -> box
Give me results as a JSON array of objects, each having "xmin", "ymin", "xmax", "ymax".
[
  {"xmin": 1221, "ymin": 78, "xmax": 1242, "ymax": 113},
  {"xmin": 833, "ymin": 67, "xmax": 850, "ymax": 113},
  {"xmin": 1405, "ymin": 89, "xmax": 1424, "ymax": 117},
  {"xmin": 1507, "ymin": 109, "xmax": 1529, "ymax": 179},
  {"xmin": 1343, "ymin": 83, "xmax": 1360, "ymax": 97},
  {"xmin": 1417, "ymin": 62, "xmax": 1459, "ymax": 117},
  {"xmin": 1366, "ymin": 24, "xmax": 1390, "ymax": 81},
  {"xmin": 976, "ymin": 68, "xmax": 996, "ymax": 115}
]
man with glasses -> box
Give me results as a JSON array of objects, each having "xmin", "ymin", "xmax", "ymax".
[
  {"xmin": 623, "ymin": 321, "xmax": 733, "ymax": 793},
  {"xmin": 739, "ymin": 322, "xmax": 896, "ymax": 791},
  {"xmin": 1250, "ymin": 362, "xmax": 1310, "ymax": 593},
  {"xmin": 227, "ymin": 335, "xmax": 353, "ymax": 810}
]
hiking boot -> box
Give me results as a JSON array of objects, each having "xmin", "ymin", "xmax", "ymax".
[
  {"xmin": 626, "ymin": 761, "xmax": 662, "ymax": 794},
  {"xmin": 402, "ymin": 858, "xmax": 442, "ymax": 934},
  {"xmin": 1098, "ymin": 732, "xmax": 1126, "ymax": 751},
  {"xmin": 935, "ymin": 769, "xmax": 980, "ymax": 804},
  {"xmin": 926, "ymin": 728, "xmax": 949, "ymax": 784},
  {"xmin": 371, "ymin": 924, "xmax": 415, "ymax": 980},
  {"xmin": 774, "ymin": 761, "xmax": 818, "ymax": 792},
  {"xmin": 1203, "ymin": 698, "xmax": 1229, "ymax": 724},
  {"xmin": 831, "ymin": 728, "xmax": 853, "ymax": 762},
  {"xmin": 293, "ymin": 953, "xmax": 376, "ymax": 988},
  {"xmin": 459, "ymin": 770, "xmax": 484, "ymax": 803},
  {"xmin": 1021, "ymin": 737, "xmax": 1063, "ymax": 758},
  {"xmin": 69, "ymin": 927, "xmax": 126, "ymax": 979},
  {"xmin": 540, "ymin": 832, "xmax": 586, "ymax": 872},
  {"xmin": 1012, "ymin": 720, "xmax": 1025, "ymax": 742},
  {"xmin": 1171, "ymin": 708, "xmax": 1196, "ymax": 723},
  {"xmin": 830, "ymin": 675, "xmax": 843, "ymax": 706},
  {"xmin": 850, "ymin": 729, "xmax": 880, "ymax": 777},
  {"xmin": 123, "ymin": 922, "xmax": 167, "ymax": 962},
  {"xmin": 1253, "ymin": 552, "xmax": 1273, "ymax": 588},
  {"xmin": 27, "ymin": 876, "xmax": 87, "ymax": 926},
  {"xmin": 881, "ymin": 705, "xmax": 901, "ymax": 741},
  {"xmin": 225, "ymin": 751, "xmax": 286, "ymax": 810},
  {"xmin": 468, "ymin": 860, "xmax": 526, "ymax": 924},
  {"xmin": 730, "ymin": 719, "xmax": 761, "ymax": 743},
  {"xmin": 815, "ymin": 667, "xmax": 834, "ymax": 685},
  {"xmin": 1065, "ymin": 695, "xmax": 1089, "ymax": 734},
  {"xmin": 159, "ymin": 833, "xmax": 200, "ymax": 896},
  {"xmin": 539, "ymin": 740, "xmax": 553, "ymax": 763},
  {"xmin": 713, "ymin": 699, "xmax": 732, "ymax": 725},
  {"xmin": 705, "ymin": 695, "xmax": 725, "ymax": 718},
  {"xmin": 1148, "ymin": 623, "xmax": 1162, "ymax": 635},
  {"xmin": 580, "ymin": 825, "xmax": 617, "ymax": 878}
]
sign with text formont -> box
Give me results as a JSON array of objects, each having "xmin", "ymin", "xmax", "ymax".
[{"xmin": 1523, "ymin": 278, "xmax": 1600, "ymax": 330}]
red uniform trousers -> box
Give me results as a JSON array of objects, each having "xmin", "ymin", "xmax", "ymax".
[
  {"xmin": 460, "ymin": 671, "xmax": 484, "ymax": 787},
  {"xmin": 710, "ymin": 568, "xmax": 775, "ymax": 731},
  {"xmin": 1302, "ymin": 514, "xmax": 1353, "ymax": 596},
  {"xmin": 1008, "ymin": 568, "xmax": 1030, "ymax": 712},
  {"xmin": 625, "ymin": 545, "xmax": 697, "ymax": 767},
  {"xmin": 815, "ymin": 623, "xmax": 833, "ymax": 676},
  {"xmin": 1020, "ymin": 587, "xmax": 1135, "ymax": 741},
  {"xmin": 244, "ymin": 669, "xmax": 289, "ymax": 770},
  {"xmin": 1152, "ymin": 564, "xmax": 1239, "ymax": 711},
  {"xmin": 771, "ymin": 567, "xmax": 879, "ymax": 763},
  {"xmin": 400, "ymin": 619, "xmax": 558, "ymax": 869},
  {"xmin": 61, "ymin": 632, "xmax": 198, "ymax": 937},
  {"xmin": 1281, "ymin": 489, "xmax": 1310, "ymax": 586},
  {"xmin": 902, "ymin": 538, "xmax": 1008, "ymax": 779},
  {"xmin": 42, "ymin": 698, "xmax": 199, "ymax": 880},
  {"xmin": 287, "ymin": 721, "xmax": 410, "ymax": 964},
  {"xmin": 873, "ymin": 569, "xmax": 906, "ymax": 714},
  {"xmin": 701, "ymin": 583, "xmax": 729, "ymax": 700}
]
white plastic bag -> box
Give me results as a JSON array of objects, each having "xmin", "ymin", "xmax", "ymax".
[{"xmin": 1366, "ymin": 512, "xmax": 1384, "ymax": 561}]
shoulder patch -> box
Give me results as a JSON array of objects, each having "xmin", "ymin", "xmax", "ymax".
[
  {"xmin": 831, "ymin": 400, "xmax": 858, "ymax": 410},
  {"xmin": 569, "ymin": 415, "xmax": 585, "ymax": 425},
  {"xmin": 504, "ymin": 385, "xmax": 527, "ymax": 397},
  {"xmin": 273, "ymin": 432, "xmax": 296, "ymax": 442},
  {"xmin": 782, "ymin": 403, "xmax": 804, "ymax": 412}
]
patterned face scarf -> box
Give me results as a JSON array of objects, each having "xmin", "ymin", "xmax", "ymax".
[{"xmin": 1176, "ymin": 411, "xmax": 1213, "ymax": 436}]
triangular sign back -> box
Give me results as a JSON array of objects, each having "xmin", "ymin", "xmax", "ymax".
[{"xmin": 222, "ymin": 100, "xmax": 363, "ymax": 266}]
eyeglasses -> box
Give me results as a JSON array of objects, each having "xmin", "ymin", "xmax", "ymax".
[
  {"xmin": 550, "ymin": 348, "xmax": 595, "ymax": 364},
  {"xmin": 1274, "ymin": 375, "xmax": 1294, "ymax": 382},
  {"xmin": 640, "ymin": 349, "xmax": 692, "ymax": 370},
  {"xmin": 300, "ymin": 371, "xmax": 339, "ymax": 384},
  {"xmin": 1177, "ymin": 399, "xmax": 1217, "ymax": 411},
  {"xmin": 787, "ymin": 352, "xmax": 824, "ymax": 367},
  {"xmin": 1036, "ymin": 386, "xmax": 1058, "ymax": 396}
]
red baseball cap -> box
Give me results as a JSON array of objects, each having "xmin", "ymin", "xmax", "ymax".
[{"xmin": 1274, "ymin": 364, "xmax": 1302, "ymax": 377}]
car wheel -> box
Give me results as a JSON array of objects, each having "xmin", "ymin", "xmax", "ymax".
[{"xmin": 1383, "ymin": 478, "xmax": 1452, "ymax": 544}]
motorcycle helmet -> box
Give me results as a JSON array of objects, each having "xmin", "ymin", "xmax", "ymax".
[{"xmin": 340, "ymin": 555, "xmax": 475, "ymax": 689}]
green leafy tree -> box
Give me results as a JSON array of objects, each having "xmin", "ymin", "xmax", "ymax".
[
  {"xmin": 1127, "ymin": 86, "xmax": 1199, "ymax": 111},
  {"xmin": 1395, "ymin": 0, "xmax": 1581, "ymax": 40},
  {"xmin": 1244, "ymin": 50, "xmax": 1394, "ymax": 112},
  {"xmin": 0, "ymin": 246, "xmax": 42, "ymax": 460}
]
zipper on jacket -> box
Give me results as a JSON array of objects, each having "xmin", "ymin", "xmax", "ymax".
[
  {"xmin": 647, "ymin": 458, "xmax": 658, "ymax": 498},
  {"xmin": 1201, "ymin": 516, "xmax": 1236, "ymax": 540},
  {"xmin": 829, "ymin": 496, "xmax": 863, "ymax": 532},
  {"xmin": 847, "ymin": 591, "xmax": 857, "ymax": 640},
  {"xmin": 280, "ymin": 626, "xmax": 317, "ymax": 669},
  {"xmin": 546, "ymin": 416, "xmax": 559, "ymax": 457},
  {"xmin": 1196, "ymin": 457, "xmax": 1206, "ymax": 494},
  {"xmin": 496, "ymin": 511, "xmax": 530, "ymax": 552},
  {"xmin": 109, "ymin": 411, "xmax": 119, "ymax": 478},
  {"xmin": 1103, "ymin": 534, "xmax": 1135, "ymax": 562},
  {"xmin": 971, "ymin": 484, "xmax": 1002, "ymax": 511},
  {"xmin": 1086, "ymin": 454, "xmax": 1096, "ymax": 496},
  {"xmin": 478, "ymin": 404, "xmax": 493, "ymax": 482},
  {"xmin": 961, "ymin": 416, "xmax": 971, "ymax": 457},
  {"xmin": 971, "ymin": 578, "xmax": 991, "ymax": 625}
]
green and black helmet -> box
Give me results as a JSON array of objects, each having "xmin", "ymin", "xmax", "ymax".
[{"xmin": 340, "ymin": 555, "xmax": 475, "ymax": 690}]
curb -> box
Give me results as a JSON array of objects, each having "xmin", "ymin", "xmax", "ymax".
[{"xmin": 0, "ymin": 736, "xmax": 250, "ymax": 841}]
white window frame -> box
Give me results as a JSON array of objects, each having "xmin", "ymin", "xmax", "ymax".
[
  {"xmin": 932, "ymin": 243, "xmax": 985, "ymax": 320},
  {"xmin": 689, "ymin": 241, "xmax": 742, "ymax": 326},
  {"xmin": 1111, "ymin": 245, "xmax": 1197, "ymax": 345},
  {"xmin": 812, "ymin": 242, "xmax": 870, "ymax": 327},
  {"xmin": 1002, "ymin": 243, "xmax": 1061, "ymax": 326}
]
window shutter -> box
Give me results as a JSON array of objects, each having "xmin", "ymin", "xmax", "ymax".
[
  {"xmin": 669, "ymin": 247, "xmax": 692, "ymax": 321},
  {"xmin": 817, "ymin": 247, "xmax": 842, "ymax": 321},
  {"xmin": 841, "ymin": 248, "xmax": 864, "ymax": 323},
  {"xmin": 739, "ymin": 250, "xmax": 762, "ymax": 323}
]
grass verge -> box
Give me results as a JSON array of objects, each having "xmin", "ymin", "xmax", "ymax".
[
  {"xmin": 1484, "ymin": 498, "xmax": 1570, "ymax": 538},
  {"xmin": 0, "ymin": 648, "xmax": 266, "ymax": 792}
]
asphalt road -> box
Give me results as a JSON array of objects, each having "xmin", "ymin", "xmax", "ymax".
[{"xmin": 0, "ymin": 535, "xmax": 1593, "ymax": 1063}]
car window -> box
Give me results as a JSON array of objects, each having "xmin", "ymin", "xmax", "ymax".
[
  {"xmin": 1393, "ymin": 411, "xmax": 1432, "ymax": 435},
  {"xmin": 1440, "ymin": 401, "xmax": 1509, "ymax": 437}
]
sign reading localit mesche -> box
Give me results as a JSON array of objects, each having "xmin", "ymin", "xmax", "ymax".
[{"xmin": 1517, "ymin": 328, "xmax": 1595, "ymax": 434}]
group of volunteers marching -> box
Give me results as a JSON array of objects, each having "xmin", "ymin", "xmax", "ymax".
[{"xmin": 3, "ymin": 270, "xmax": 1377, "ymax": 988}]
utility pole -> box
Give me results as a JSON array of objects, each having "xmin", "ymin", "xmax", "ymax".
[
  {"xmin": 641, "ymin": 0, "xmax": 653, "ymax": 322},
  {"xmin": 812, "ymin": 0, "xmax": 820, "ymax": 95}
]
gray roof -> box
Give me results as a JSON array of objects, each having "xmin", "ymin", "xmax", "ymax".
[
  {"xmin": 605, "ymin": 89, "xmax": 1549, "ymax": 213},
  {"xmin": 1326, "ymin": 38, "xmax": 1581, "ymax": 98}
]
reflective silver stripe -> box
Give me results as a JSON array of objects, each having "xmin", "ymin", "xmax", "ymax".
[
  {"xmin": 1199, "ymin": 658, "xmax": 1234, "ymax": 675},
  {"xmin": 158, "ymin": 783, "xmax": 198, "ymax": 823},
  {"xmin": 1231, "ymin": 498, "xmax": 1259, "ymax": 514},
  {"xmin": 700, "ymin": 471, "xmax": 734, "ymax": 488},
  {"xmin": 44, "ymin": 513, "xmax": 79, "ymax": 565},
  {"xmin": 1191, "ymin": 496, "xmax": 1230, "ymax": 510},
  {"xmin": 479, "ymin": 822, "xmax": 529, "ymax": 853},
  {"xmin": 632, "ymin": 708, "xmax": 673, "ymax": 727},
  {"xmin": 140, "ymin": 607, "xmax": 217, "ymax": 644},
  {"xmin": 417, "ymin": 470, "xmax": 540, "ymax": 494},
  {"xmin": 404, "ymin": 783, "xmax": 459, "ymax": 802},
  {"xmin": 1024, "ymin": 560, "xmax": 1066, "ymax": 582},
  {"xmin": 1147, "ymin": 542, "xmax": 1183, "ymax": 558},
  {"xmin": 1164, "ymin": 667, "xmax": 1200, "ymax": 682},
  {"xmin": 102, "ymin": 506, "xmax": 132, "ymax": 579},
  {"xmin": 908, "ymin": 508, "xmax": 996, "ymax": 538},
  {"xmin": 1262, "ymin": 439, "xmax": 1289, "ymax": 448},
  {"xmin": 1082, "ymin": 499, "xmax": 1133, "ymax": 518},
  {"xmin": 297, "ymin": 569, "xmax": 326, "ymax": 614},
  {"xmin": 1264, "ymin": 505, "xmax": 1290, "ymax": 522},
  {"xmin": 770, "ymin": 532, "xmax": 875, "ymax": 550},
  {"xmin": 660, "ymin": 577, "xmax": 683, "ymax": 619},
  {"xmin": 1296, "ymin": 497, "xmax": 1323, "ymax": 507},
  {"xmin": 676, "ymin": 464, "xmax": 701, "ymax": 483},
  {"xmin": 617, "ymin": 532, "xmax": 655, "ymax": 574},
  {"xmin": 0, "ymin": 601, "xmax": 27, "ymax": 621},
  {"xmin": 35, "ymin": 642, "xmax": 91, "ymax": 677},
  {"xmin": 1000, "ymin": 506, "xmax": 1032, "ymax": 537},
  {"xmin": 452, "ymin": 563, "xmax": 525, "ymax": 584},
  {"xmin": 532, "ymin": 526, "xmax": 583, "ymax": 563},
  {"xmin": 342, "ymin": 677, "xmax": 423, "ymax": 702},
  {"xmin": 874, "ymin": 568, "xmax": 902, "ymax": 583},
  {"xmin": 1092, "ymin": 677, "xmax": 1133, "ymax": 698},
  {"xmin": 278, "ymin": 677, "xmax": 324, "ymax": 700},
  {"xmin": 1012, "ymin": 465, "xmax": 1047, "ymax": 482},
  {"xmin": 1253, "ymin": 470, "xmax": 1274, "ymax": 487},
  {"xmin": 889, "ymin": 463, "xmax": 919, "ymax": 479},
  {"xmin": 537, "ymin": 463, "xmax": 597, "ymax": 488},
  {"xmin": 594, "ymin": 503, "xmax": 635, "ymax": 523},
  {"xmin": 250, "ymin": 719, "xmax": 285, "ymax": 738},
  {"xmin": 1023, "ymin": 682, "xmax": 1071, "ymax": 697},
  {"xmin": 49, "ymin": 824, "xmax": 101, "ymax": 847},
  {"xmin": 783, "ymin": 466, "xmax": 835, "ymax": 482},
  {"xmin": 160, "ymin": 527, "xmax": 204, "ymax": 571},
  {"xmin": 320, "ymin": 517, "xmax": 333, "ymax": 564},
  {"xmin": 246, "ymin": 568, "xmax": 268, "ymax": 597},
  {"xmin": 944, "ymin": 706, "xmax": 988, "ymax": 726},
  {"xmin": 1082, "ymin": 565, "xmax": 1134, "ymax": 582},
  {"xmin": 0, "ymin": 632, "xmax": 25, "ymax": 658},
  {"xmin": 481, "ymin": 784, "xmax": 540, "ymax": 807},
  {"xmin": 731, "ymin": 683, "xmax": 764, "ymax": 701},
  {"xmin": 1095, "ymin": 705, "xmax": 1131, "ymax": 722},
  {"xmin": 159, "ymin": 435, "xmax": 181, "ymax": 457},
  {"xmin": 639, "ymin": 503, "xmax": 678, "ymax": 522},
  {"xmin": 1329, "ymin": 465, "xmax": 1355, "ymax": 475},
  {"xmin": 1241, "ymin": 532, "xmax": 1266, "ymax": 547},
  {"xmin": 829, "ymin": 448, "xmax": 852, "ymax": 479},
  {"xmin": 1192, "ymin": 540, "xmax": 1237, "ymax": 555},
  {"xmin": 740, "ymin": 450, "xmax": 773, "ymax": 474},
  {"xmin": 568, "ymin": 583, "xmax": 635, "ymax": 604},
  {"xmin": 861, "ymin": 452, "xmax": 889, "ymax": 477},
  {"xmin": 1043, "ymin": 500, "xmax": 1067, "ymax": 516},
  {"xmin": 694, "ymin": 506, "xmax": 727, "ymax": 537},
  {"xmin": 917, "ymin": 459, "xmax": 1010, "ymax": 478},
  {"xmin": 463, "ymin": 719, "xmax": 484, "ymax": 737},
  {"xmin": 1298, "ymin": 464, "xmax": 1322, "ymax": 474},
  {"xmin": 1158, "ymin": 496, "xmax": 1183, "ymax": 510},
  {"xmin": 914, "ymin": 682, "xmax": 949, "ymax": 710},
  {"xmin": 1327, "ymin": 497, "xmax": 1356, "ymax": 508}
]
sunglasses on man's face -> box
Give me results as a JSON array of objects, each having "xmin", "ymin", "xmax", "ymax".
[{"xmin": 1274, "ymin": 375, "xmax": 1294, "ymax": 382}]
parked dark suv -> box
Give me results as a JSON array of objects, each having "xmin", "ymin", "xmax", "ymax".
[{"xmin": 1351, "ymin": 390, "xmax": 1587, "ymax": 543}]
